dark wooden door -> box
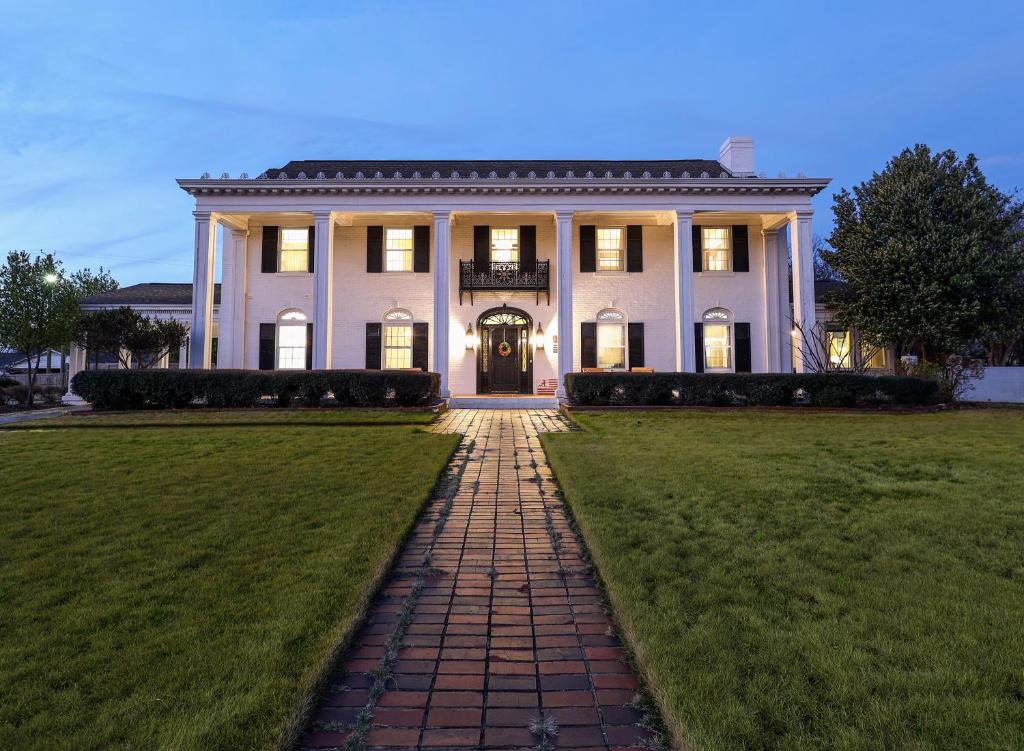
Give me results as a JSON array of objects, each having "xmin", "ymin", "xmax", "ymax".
[{"xmin": 489, "ymin": 325, "xmax": 521, "ymax": 393}]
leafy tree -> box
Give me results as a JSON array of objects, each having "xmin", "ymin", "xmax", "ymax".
[
  {"xmin": 73, "ymin": 307, "xmax": 187, "ymax": 369},
  {"xmin": 0, "ymin": 252, "xmax": 81, "ymax": 406},
  {"xmin": 826, "ymin": 145, "xmax": 1024, "ymax": 360},
  {"xmin": 69, "ymin": 266, "xmax": 118, "ymax": 300}
]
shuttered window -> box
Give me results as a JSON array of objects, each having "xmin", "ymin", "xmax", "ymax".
[
  {"xmin": 384, "ymin": 324, "xmax": 413, "ymax": 368},
  {"xmin": 596, "ymin": 228, "xmax": 624, "ymax": 271},
  {"xmin": 490, "ymin": 228, "xmax": 519, "ymax": 263},
  {"xmin": 702, "ymin": 308, "xmax": 733, "ymax": 371},
  {"xmin": 277, "ymin": 310, "xmax": 308, "ymax": 369},
  {"xmin": 596, "ymin": 309, "xmax": 627, "ymax": 370},
  {"xmin": 385, "ymin": 228, "xmax": 414, "ymax": 271},
  {"xmin": 702, "ymin": 227, "xmax": 731, "ymax": 271},
  {"xmin": 279, "ymin": 229, "xmax": 310, "ymax": 272}
]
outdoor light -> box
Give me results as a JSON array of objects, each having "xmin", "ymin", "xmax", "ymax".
[
  {"xmin": 44, "ymin": 272, "xmax": 58, "ymax": 284},
  {"xmin": 791, "ymin": 328, "xmax": 799, "ymax": 337},
  {"xmin": 465, "ymin": 323, "xmax": 475, "ymax": 350},
  {"xmin": 534, "ymin": 323, "xmax": 545, "ymax": 350}
]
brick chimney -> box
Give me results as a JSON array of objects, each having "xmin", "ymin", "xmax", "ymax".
[{"xmin": 719, "ymin": 136, "xmax": 755, "ymax": 177}]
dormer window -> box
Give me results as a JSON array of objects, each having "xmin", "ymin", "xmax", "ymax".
[{"xmin": 490, "ymin": 228, "xmax": 519, "ymax": 263}]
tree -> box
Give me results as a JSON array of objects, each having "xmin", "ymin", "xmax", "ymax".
[
  {"xmin": 69, "ymin": 266, "xmax": 118, "ymax": 300},
  {"xmin": 0, "ymin": 252, "xmax": 81, "ymax": 406},
  {"xmin": 826, "ymin": 145, "xmax": 1024, "ymax": 360},
  {"xmin": 73, "ymin": 307, "xmax": 187, "ymax": 369}
]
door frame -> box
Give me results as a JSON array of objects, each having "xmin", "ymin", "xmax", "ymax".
[{"xmin": 476, "ymin": 306, "xmax": 533, "ymax": 394}]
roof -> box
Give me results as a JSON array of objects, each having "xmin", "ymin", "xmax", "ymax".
[
  {"xmin": 80, "ymin": 283, "xmax": 220, "ymax": 307},
  {"xmin": 263, "ymin": 159, "xmax": 733, "ymax": 180},
  {"xmin": 814, "ymin": 279, "xmax": 849, "ymax": 302}
]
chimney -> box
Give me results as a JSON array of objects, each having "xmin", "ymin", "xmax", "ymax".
[{"xmin": 719, "ymin": 136, "xmax": 754, "ymax": 177}]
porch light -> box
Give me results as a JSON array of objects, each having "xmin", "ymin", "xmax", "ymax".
[
  {"xmin": 534, "ymin": 323, "xmax": 545, "ymax": 350},
  {"xmin": 465, "ymin": 323, "xmax": 475, "ymax": 350}
]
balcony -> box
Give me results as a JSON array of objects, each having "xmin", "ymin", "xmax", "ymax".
[{"xmin": 458, "ymin": 260, "xmax": 550, "ymax": 305}]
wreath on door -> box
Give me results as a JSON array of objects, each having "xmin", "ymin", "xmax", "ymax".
[{"xmin": 497, "ymin": 341, "xmax": 512, "ymax": 357}]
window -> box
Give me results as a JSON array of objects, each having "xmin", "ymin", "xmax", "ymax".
[
  {"xmin": 277, "ymin": 310, "xmax": 307, "ymax": 369},
  {"xmin": 385, "ymin": 228, "xmax": 413, "ymax": 272},
  {"xmin": 279, "ymin": 228, "xmax": 309, "ymax": 272},
  {"xmin": 702, "ymin": 308, "xmax": 733, "ymax": 370},
  {"xmin": 702, "ymin": 227, "xmax": 731, "ymax": 271},
  {"xmin": 490, "ymin": 228, "xmax": 519, "ymax": 263},
  {"xmin": 862, "ymin": 342, "xmax": 886, "ymax": 369},
  {"xmin": 383, "ymin": 308, "xmax": 413, "ymax": 368},
  {"xmin": 596, "ymin": 227, "xmax": 624, "ymax": 271},
  {"xmin": 827, "ymin": 329, "xmax": 852, "ymax": 369},
  {"xmin": 596, "ymin": 309, "xmax": 626, "ymax": 369}
]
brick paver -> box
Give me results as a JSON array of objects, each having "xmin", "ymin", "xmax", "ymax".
[{"xmin": 301, "ymin": 409, "xmax": 657, "ymax": 750}]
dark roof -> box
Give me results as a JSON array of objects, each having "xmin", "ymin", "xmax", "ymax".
[
  {"xmin": 264, "ymin": 159, "xmax": 732, "ymax": 180},
  {"xmin": 80, "ymin": 283, "xmax": 220, "ymax": 307},
  {"xmin": 814, "ymin": 279, "xmax": 849, "ymax": 302}
]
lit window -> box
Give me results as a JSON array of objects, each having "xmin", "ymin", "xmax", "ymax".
[
  {"xmin": 385, "ymin": 228, "xmax": 413, "ymax": 272},
  {"xmin": 491, "ymin": 228, "xmax": 519, "ymax": 263},
  {"xmin": 862, "ymin": 343, "xmax": 886, "ymax": 369},
  {"xmin": 596, "ymin": 228, "xmax": 624, "ymax": 271},
  {"xmin": 277, "ymin": 310, "xmax": 307, "ymax": 369},
  {"xmin": 702, "ymin": 227, "xmax": 731, "ymax": 271},
  {"xmin": 279, "ymin": 228, "xmax": 310, "ymax": 272},
  {"xmin": 384, "ymin": 324, "xmax": 413, "ymax": 368},
  {"xmin": 827, "ymin": 330, "xmax": 852, "ymax": 369},
  {"xmin": 596, "ymin": 309, "xmax": 626, "ymax": 369},
  {"xmin": 702, "ymin": 308, "xmax": 733, "ymax": 370}
]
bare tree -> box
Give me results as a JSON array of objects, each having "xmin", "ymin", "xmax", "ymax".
[{"xmin": 791, "ymin": 319, "xmax": 886, "ymax": 374}]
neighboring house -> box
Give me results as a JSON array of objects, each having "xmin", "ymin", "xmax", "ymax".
[
  {"xmin": 1, "ymin": 349, "xmax": 67, "ymax": 388},
  {"xmin": 66, "ymin": 136, "xmax": 834, "ymax": 402},
  {"xmin": 812, "ymin": 280, "xmax": 893, "ymax": 372}
]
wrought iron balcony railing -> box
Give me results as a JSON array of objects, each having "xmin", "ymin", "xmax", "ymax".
[{"xmin": 458, "ymin": 260, "xmax": 550, "ymax": 305}]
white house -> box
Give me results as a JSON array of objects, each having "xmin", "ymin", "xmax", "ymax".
[{"xmin": 66, "ymin": 137, "xmax": 834, "ymax": 403}]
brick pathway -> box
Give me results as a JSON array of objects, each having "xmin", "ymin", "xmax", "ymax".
[{"xmin": 300, "ymin": 409, "xmax": 657, "ymax": 751}]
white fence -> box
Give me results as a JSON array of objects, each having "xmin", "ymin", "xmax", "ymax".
[{"xmin": 963, "ymin": 367, "xmax": 1024, "ymax": 403}]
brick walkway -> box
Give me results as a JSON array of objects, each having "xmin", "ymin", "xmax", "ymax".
[{"xmin": 300, "ymin": 409, "xmax": 657, "ymax": 751}]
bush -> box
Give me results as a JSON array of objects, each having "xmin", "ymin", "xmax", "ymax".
[
  {"xmin": 1, "ymin": 383, "xmax": 62, "ymax": 407},
  {"xmin": 564, "ymin": 372, "xmax": 940, "ymax": 408},
  {"xmin": 0, "ymin": 376, "xmax": 18, "ymax": 389},
  {"xmin": 71, "ymin": 369, "xmax": 441, "ymax": 410}
]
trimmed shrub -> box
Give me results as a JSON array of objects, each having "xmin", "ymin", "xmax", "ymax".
[
  {"xmin": 564, "ymin": 372, "xmax": 939, "ymax": 408},
  {"xmin": 71, "ymin": 369, "xmax": 440, "ymax": 410}
]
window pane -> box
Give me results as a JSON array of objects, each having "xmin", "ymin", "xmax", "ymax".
[
  {"xmin": 279, "ymin": 249, "xmax": 308, "ymax": 272},
  {"xmin": 702, "ymin": 228, "xmax": 730, "ymax": 271},
  {"xmin": 384, "ymin": 324, "xmax": 412, "ymax": 368},
  {"xmin": 828, "ymin": 330, "xmax": 852, "ymax": 368},
  {"xmin": 281, "ymin": 228, "xmax": 309, "ymax": 250},
  {"xmin": 386, "ymin": 228, "xmax": 413, "ymax": 271},
  {"xmin": 703, "ymin": 323, "xmax": 732, "ymax": 369},
  {"xmin": 863, "ymin": 344, "xmax": 886, "ymax": 369},
  {"xmin": 596, "ymin": 228, "xmax": 624, "ymax": 271},
  {"xmin": 491, "ymin": 228, "xmax": 519, "ymax": 263},
  {"xmin": 597, "ymin": 324, "xmax": 625, "ymax": 369},
  {"xmin": 278, "ymin": 324, "xmax": 306, "ymax": 369}
]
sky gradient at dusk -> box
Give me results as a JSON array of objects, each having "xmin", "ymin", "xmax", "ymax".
[{"xmin": 1, "ymin": 0, "xmax": 1022, "ymax": 285}]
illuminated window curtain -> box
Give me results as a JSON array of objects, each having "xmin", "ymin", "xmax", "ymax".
[
  {"xmin": 279, "ymin": 228, "xmax": 309, "ymax": 272},
  {"xmin": 596, "ymin": 228, "xmax": 623, "ymax": 271},
  {"xmin": 597, "ymin": 323, "xmax": 626, "ymax": 369},
  {"xmin": 828, "ymin": 330, "xmax": 852, "ymax": 368},
  {"xmin": 385, "ymin": 228, "xmax": 413, "ymax": 271},
  {"xmin": 702, "ymin": 227, "xmax": 730, "ymax": 271},
  {"xmin": 384, "ymin": 324, "xmax": 413, "ymax": 368},
  {"xmin": 490, "ymin": 228, "xmax": 519, "ymax": 263}
]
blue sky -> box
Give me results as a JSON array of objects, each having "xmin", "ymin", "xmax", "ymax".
[{"xmin": 1, "ymin": 0, "xmax": 1021, "ymax": 285}]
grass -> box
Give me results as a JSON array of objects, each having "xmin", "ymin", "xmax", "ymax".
[
  {"xmin": 0, "ymin": 410, "xmax": 459, "ymax": 751},
  {"xmin": 542, "ymin": 409, "xmax": 1024, "ymax": 751}
]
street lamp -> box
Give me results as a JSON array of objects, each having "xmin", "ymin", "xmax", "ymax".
[{"xmin": 44, "ymin": 272, "xmax": 58, "ymax": 284}]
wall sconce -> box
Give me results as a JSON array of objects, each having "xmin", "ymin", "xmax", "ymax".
[
  {"xmin": 534, "ymin": 323, "xmax": 545, "ymax": 350},
  {"xmin": 465, "ymin": 323, "xmax": 475, "ymax": 350}
]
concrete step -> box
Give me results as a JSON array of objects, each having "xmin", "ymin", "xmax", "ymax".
[{"xmin": 448, "ymin": 395, "xmax": 559, "ymax": 410}]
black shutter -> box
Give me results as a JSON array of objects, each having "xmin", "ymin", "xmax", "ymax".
[
  {"xmin": 694, "ymin": 322, "xmax": 704, "ymax": 373},
  {"xmin": 581, "ymin": 322, "xmax": 597, "ymax": 369},
  {"xmin": 259, "ymin": 323, "xmax": 275, "ymax": 370},
  {"xmin": 365, "ymin": 323, "xmax": 382, "ymax": 369},
  {"xmin": 262, "ymin": 226, "xmax": 278, "ymax": 273},
  {"xmin": 305, "ymin": 323, "xmax": 313, "ymax": 370},
  {"xmin": 307, "ymin": 226, "xmax": 315, "ymax": 273},
  {"xmin": 412, "ymin": 322, "xmax": 428, "ymax": 371},
  {"xmin": 580, "ymin": 225, "xmax": 596, "ymax": 272},
  {"xmin": 626, "ymin": 225, "xmax": 643, "ymax": 272},
  {"xmin": 732, "ymin": 225, "xmax": 749, "ymax": 272},
  {"xmin": 628, "ymin": 322, "xmax": 645, "ymax": 368},
  {"xmin": 366, "ymin": 226, "xmax": 383, "ymax": 273},
  {"xmin": 692, "ymin": 225, "xmax": 702, "ymax": 273},
  {"xmin": 414, "ymin": 226, "xmax": 430, "ymax": 273},
  {"xmin": 473, "ymin": 226, "xmax": 490, "ymax": 269},
  {"xmin": 519, "ymin": 225, "xmax": 536, "ymax": 273},
  {"xmin": 735, "ymin": 322, "xmax": 752, "ymax": 372}
]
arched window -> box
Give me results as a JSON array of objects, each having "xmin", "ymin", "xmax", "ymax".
[
  {"xmin": 277, "ymin": 309, "xmax": 308, "ymax": 369},
  {"xmin": 702, "ymin": 308, "xmax": 733, "ymax": 371},
  {"xmin": 596, "ymin": 308, "xmax": 627, "ymax": 370},
  {"xmin": 382, "ymin": 308, "xmax": 414, "ymax": 369}
]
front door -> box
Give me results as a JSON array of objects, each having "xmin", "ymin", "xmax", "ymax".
[{"xmin": 489, "ymin": 324, "xmax": 521, "ymax": 393}]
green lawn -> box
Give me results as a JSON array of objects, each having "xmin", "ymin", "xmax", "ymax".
[
  {"xmin": 542, "ymin": 410, "xmax": 1024, "ymax": 751},
  {"xmin": 0, "ymin": 410, "xmax": 459, "ymax": 750}
]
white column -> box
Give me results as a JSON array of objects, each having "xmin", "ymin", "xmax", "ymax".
[
  {"xmin": 761, "ymin": 228, "xmax": 781, "ymax": 372},
  {"xmin": 673, "ymin": 210, "xmax": 696, "ymax": 371},
  {"xmin": 220, "ymin": 227, "xmax": 248, "ymax": 369},
  {"xmin": 778, "ymin": 225, "xmax": 793, "ymax": 372},
  {"xmin": 312, "ymin": 211, "xmax": 335, "ymax": 369},
  {"xmin": 62, "ymin": 343, "xmax": 86, "ymax": 404},
  {"xmin": 432, "ymin": 211, "xmax": 452, "ymax": 397},
  {"xmin": 790, "ymin": 210, "xmax": 817, "ymax": 372},
  {"xmin": 179, "ymin": 340, "xmax": 189, "ymax": 369},
  {"xmin": 555, "ymin": 210, "xmax": 574, "ymax": 399},
  {"xmin": 189, "ymin": 210, "xmax": 217, "ymax": 369}
]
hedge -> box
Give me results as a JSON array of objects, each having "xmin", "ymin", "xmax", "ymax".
[
  {"xmin": 71, "ymin": 369, "xmax": 441, "ymax": 410},
  {"xmin": 564, "ymin": 372, "xmax": 940, "ymax": 408}
]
